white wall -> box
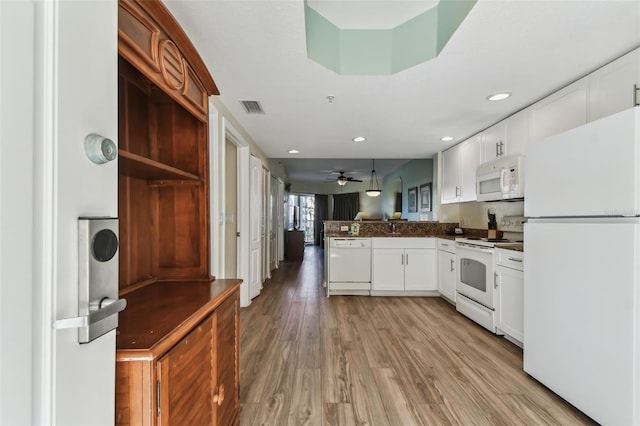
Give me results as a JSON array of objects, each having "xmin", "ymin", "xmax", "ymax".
[{"xmin": 1, "ymin": 1, "xmax": 35, "ymax": 423}]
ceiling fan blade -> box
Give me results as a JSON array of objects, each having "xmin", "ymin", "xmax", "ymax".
[{"xmin": 346, "ymin": 177, "xmax": 362, "ymax": 182}]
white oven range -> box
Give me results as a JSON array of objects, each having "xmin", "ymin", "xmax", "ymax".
[{"xmin": 455, "ymin": 237, "xmax": 518, "ymax": 333}]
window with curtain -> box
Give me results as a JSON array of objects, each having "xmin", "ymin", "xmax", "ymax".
[{"xmin": 332, "ymin": 192, "xmax": 360, "ymax": 221}]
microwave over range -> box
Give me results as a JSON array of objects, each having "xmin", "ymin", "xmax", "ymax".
[{"xmin": 476, "ymin": 155, "xmax": 525, "ymax": 202}]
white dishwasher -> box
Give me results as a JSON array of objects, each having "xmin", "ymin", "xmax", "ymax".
[{"xmin": 327, "ymin": 238, "xmax": 371, "ymax": 296}]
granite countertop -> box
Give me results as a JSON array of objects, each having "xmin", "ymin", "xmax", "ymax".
[
  {"xmin": 325, "ymin": 232, "xmax": 458, "ymax": 239},
  {"xmin": 495, "ymin": 243, "xmax": 524, "ymax": 252}
]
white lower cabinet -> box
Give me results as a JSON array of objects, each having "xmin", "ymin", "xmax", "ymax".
[
  {"xmin": 437, "ymin": 239, "xmax": 456, "ymax": 303},
  {"xmin": 495, "ymin": 248, "xmax": 524, "ymax": 345},
  {"xmin": 371, "ymin": 238, "xmax": 437, "ymax": 295}
]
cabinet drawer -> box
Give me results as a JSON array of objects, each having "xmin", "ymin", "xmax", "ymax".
[
  {"xmin": 372, "ymin": 237, "xmax": 436, "ymax": 249},
  {"xmin": 495, "ymin": 248, "xmax": 524, "ymax": 271},
  {"xmin": 437, "ymin": 239, "xmax": 456, "ymax": 253}
]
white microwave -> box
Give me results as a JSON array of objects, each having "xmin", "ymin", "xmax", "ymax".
[{"xmin": 476, "ymin": 155, "xmax": 525, "ymax": 201}]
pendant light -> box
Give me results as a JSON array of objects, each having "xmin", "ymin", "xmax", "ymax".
[{"xmin": 366, "ymin": 159, "xmax": 381, "ymax": 197}]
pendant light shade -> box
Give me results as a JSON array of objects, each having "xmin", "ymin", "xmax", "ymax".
[{"xmin": 366, "ymin": 159, "xmax": 381, "ymax": 197}]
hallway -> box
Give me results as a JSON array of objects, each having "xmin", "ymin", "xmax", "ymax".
[{"xmin": 239, "ymin": 246, "xmax": 593, "ymax": 425}]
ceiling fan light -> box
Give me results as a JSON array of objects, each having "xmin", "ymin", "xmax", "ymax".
[{"xmin": 337, "ymin": 176, "xmax": 348, "ymax": 185}]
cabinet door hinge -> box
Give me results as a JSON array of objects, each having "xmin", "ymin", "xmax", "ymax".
[
  {"xmin": 634, "ymin": 84, "xmax": 640, "ymax": 107},
  {"xmin": 156, "ymin": 381, "xmax": 161, "ymax": 417}
]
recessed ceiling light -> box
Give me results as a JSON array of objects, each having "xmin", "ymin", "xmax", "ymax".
[
  {"xmin": 441, "ymin": 136, "xmax": 455, "ymax": 142},
  {"xmin": 352, "ymin": 136, "xmax": 366, "ymax": 142},
  {"xmin": 288, "ymin": 149, "xmax": 300, "ymax": 154},
  {"xmin": 487, "ymin": 92, "xmax": 511, "ymax": 101}
]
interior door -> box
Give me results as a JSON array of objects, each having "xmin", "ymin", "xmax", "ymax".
[
  {"xmin": 249, "ymin": 155, "xmax": 262, "ymax": 299},
  {"xmin": 31, "ymin": 1, "xmax": 118, "ymax": 423},
  {"xmin": 270, "ymin": 175, "xmax": 278, "ymax": 271},
  {"xmin": 262, "ymin": 167, "xmax": 270, "ymax": 280}
]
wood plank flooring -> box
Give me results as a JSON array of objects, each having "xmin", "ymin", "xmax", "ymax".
[{"xmin": 239, "ymin": 246, "xmax": 595, "ymax": 426}]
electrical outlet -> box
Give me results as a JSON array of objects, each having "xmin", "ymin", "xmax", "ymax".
[{"xmin": 340, "ymin": 225, "xmax": 349, "ymax": 231}]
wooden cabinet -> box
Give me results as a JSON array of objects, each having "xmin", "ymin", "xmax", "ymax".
[
  {"xmin": 116, "ymin": 280, "xmax": 240, "ymax": 426},
  {"xmin": 371, "ymin": 238, "xmax": 437, "ymax": 294},
  {"xmin": 495, "ymin": 248, "xmax": 524, "ymax": 345},
  {"xmin": 117, "ymin": 0, "xmax": 217, "ymax": 290},
  {"xmin": 116, "ymin": 1, "xmax": 239, "ymax": 425},
  {"xmin": 285, "ymin": 230, "xmax": 305, "ymax": 260},
  {"xmin": 588, "ymin": 47, "xmax": 640, "ymax": 122},
  {"xmin": 441, "ymin": 136, "xmax": 481, "ymax": 204},
  {"xmin": 437, "ymin": 239, "xmax": 456, "ymax": 303},
  {"xmin": 530, "ymin": 77, "xmax": 588, "ymax": 144},
  {"xmin": 118, "ymin": 0, "xmax": 218, "ymax": 121}
]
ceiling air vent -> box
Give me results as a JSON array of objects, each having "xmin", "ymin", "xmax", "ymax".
[{"xmin": 239, "ymin": 100, "xmax": 265, "ymax": 114}]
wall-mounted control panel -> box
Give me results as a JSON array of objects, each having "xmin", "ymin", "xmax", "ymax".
[{"xmin": 54, "ymin": 217, "xmax": 127, "ymax": 343}]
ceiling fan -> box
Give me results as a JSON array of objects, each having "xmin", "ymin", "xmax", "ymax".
[{"xmin": 334, "ymin": 171, "xmax": 362, "ymax": 186}]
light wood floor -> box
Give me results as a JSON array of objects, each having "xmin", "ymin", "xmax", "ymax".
[{"xmin": 239, "ymin": 246, "xmax": 595, "ymax": 426}]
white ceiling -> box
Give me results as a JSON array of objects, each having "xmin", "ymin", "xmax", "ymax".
[{"xmin": 164, "ymin": 0, "xmax": 640, "ymax": 183}]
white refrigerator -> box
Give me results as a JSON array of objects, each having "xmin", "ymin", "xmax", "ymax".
[{"xmin": 524, "ymin": 107, "xmax": 640, "ymax": 426}]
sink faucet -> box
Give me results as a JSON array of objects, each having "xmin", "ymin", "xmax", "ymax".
[{"xmin": 390, "ymin": 222, "xmax": 396, "ymax": 234}]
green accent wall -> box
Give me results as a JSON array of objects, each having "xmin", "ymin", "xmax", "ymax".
[
  {"xmin": 304, "ymin": 0, "xmax": 477, "ymax": 75},
  {"xmin": 382, "ymin": 159, "xmax": 435, "ymax": 221}
]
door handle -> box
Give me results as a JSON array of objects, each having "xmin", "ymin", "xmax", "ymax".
[
  {"xmin": 450, "ymin": 258, "xmax": 454, "ymax": 271},
  {"xmin": 54, "ymin": 298, "xmax": 127, "ymax": 329},
  {"xmin": 494, "ymin": 272, "xmax": 499, "ymax": 289}
]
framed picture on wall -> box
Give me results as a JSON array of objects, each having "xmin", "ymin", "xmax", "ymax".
[
  {"xmin": 419, "ymin": 183, "xmax": 432, "ymax": 212},
  {"xmin": 408, "ymin": 187, "xmax": 418, "ymax": 212}
]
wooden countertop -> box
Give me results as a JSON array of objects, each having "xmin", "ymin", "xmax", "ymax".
[{"xmin": 116, "ymin": 279, "xmax": 241, "ymax": 361}]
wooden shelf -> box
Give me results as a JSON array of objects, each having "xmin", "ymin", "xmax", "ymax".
[{"xmin": 118, "ymin": 149, "xmax": 200, "ymax": 181}]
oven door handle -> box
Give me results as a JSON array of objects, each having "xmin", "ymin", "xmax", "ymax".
[{"xmin": 456, "ymin": 244, "xmax": 493, "ymax": 253}]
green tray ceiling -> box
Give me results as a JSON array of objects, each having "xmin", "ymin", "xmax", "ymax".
[{"xmin": 305, "ymin": 0, "xmax": 477, "ymax": 75}]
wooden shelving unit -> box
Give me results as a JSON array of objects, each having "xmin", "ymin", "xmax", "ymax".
[
  {"xmin": 118, "ymin": 150, "xmax": 200, "ymax": 182},
  {"xmin": 115, "ymin": 1, "xmax": 239, "ymax": 425}
]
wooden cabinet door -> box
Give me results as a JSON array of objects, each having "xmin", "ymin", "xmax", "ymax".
[
  {"xmin": 157, "ymin": 317, "xmax": 215, "ymax": 426},
  {"xmin": 441, "ymin": 145, "xmax": 461, "ymax": 204},
  {"xmin": 404, "ymin": 249, "xmax": 437, "ymax": 291},
  {"xmin": 372, "ymin": 249, "xmax": 405, "ymax": 291},
  {"xmin": 214, "ymin": 295, "xmax": 240, "ymax": 426}
]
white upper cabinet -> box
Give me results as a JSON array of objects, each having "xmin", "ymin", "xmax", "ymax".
[
  {"xmin": 441, "ymin": 143, "xmax": 463, "ymax": 204},
  {"xmin": 504, "ymin": 109, "xmax": 530, "ymax": 157},
  {"xmin": 530, "ymin": 77, "xmax": 588, "ymax": 144},
  {"xmin": 480, "ymin": 121, "xmax": 506, "ymax": 163},
  {"xmin": 588, "ymin": 48, "xmax": 640, "ymax": 122},
  {"xmin": 441, "ymin": 136, "xmax": 481, "ymax": 204},
  {"xmin": 481, "ymin": 110, "xmax": 529, "ymax": 164}
]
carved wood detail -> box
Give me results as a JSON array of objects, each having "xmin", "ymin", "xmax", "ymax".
[{"xmin": 159, "ymin": 39, "xmax": 185, "ymax": 90}]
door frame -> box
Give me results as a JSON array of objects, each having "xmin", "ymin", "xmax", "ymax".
[{"xmin": 221, "ymin": 118, "xmax": 251, "ymax": 307}]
